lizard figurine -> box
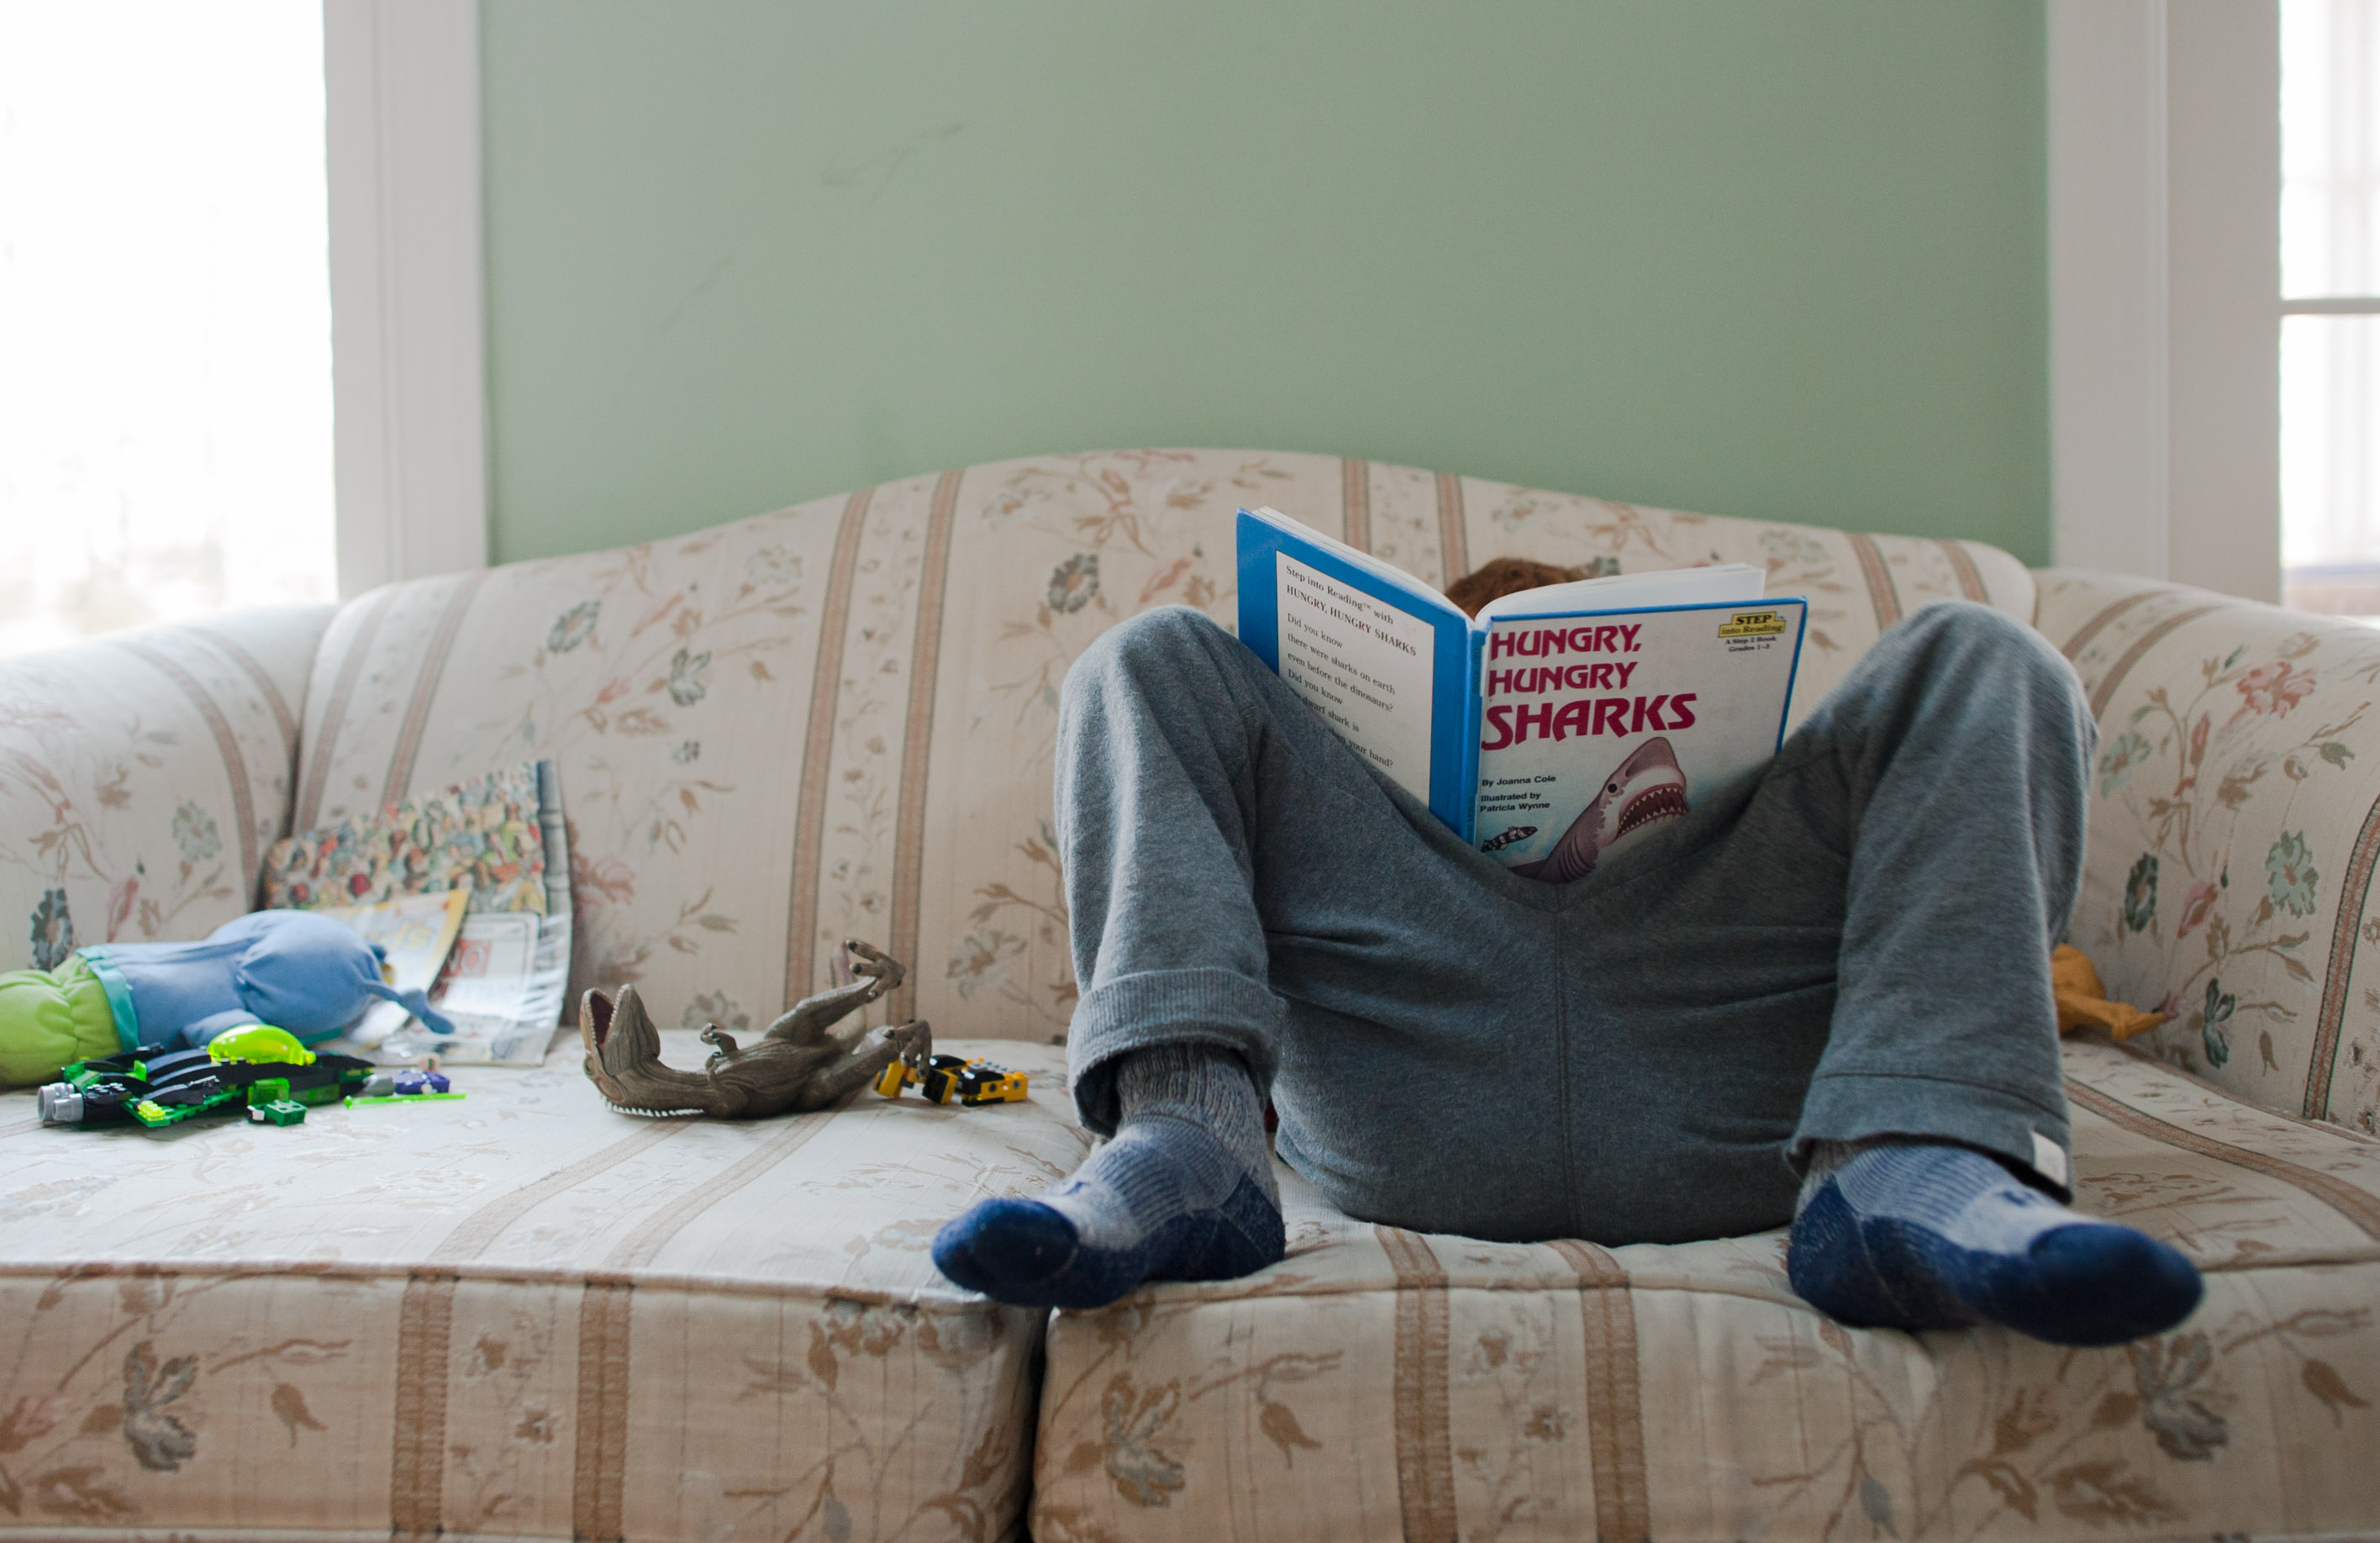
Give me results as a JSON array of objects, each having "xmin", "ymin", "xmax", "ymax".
[{"xmin": 580, "ymin": 939, "xmax": 931, "ymax": 1118}]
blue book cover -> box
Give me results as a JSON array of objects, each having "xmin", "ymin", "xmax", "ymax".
[{"xmin": 1235, "ymin": 507, "xmax": 1806, "ymax": 873}]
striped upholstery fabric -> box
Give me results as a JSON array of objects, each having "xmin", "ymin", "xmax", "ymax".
[
  {"xmin": 279, "ymin": 450, "xmax": 2030, "ymax": 1053},
  {"xmin": 1031, "ymin": 1037, "xmax": 2380, "ymax": 1543},
  {"xmin": 15, "ymin": 456, "xmax": 2377, "ymax": 1543},
  {"xmin": 2036, "ymin": 570, "xmax": 2380, "ymax": 1136},
  {"xmin": 0, "ymin": 603, "xmax": 334, "ymax": 957},
  {"xmin": 0, "ymin": 1035, "xmax": 1082, "ymax": 1540}
]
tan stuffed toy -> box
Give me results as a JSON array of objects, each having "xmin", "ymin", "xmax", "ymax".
[{"xmin": 2053, "ymin": 944, "xmax": 2167, "ymax": 1040}]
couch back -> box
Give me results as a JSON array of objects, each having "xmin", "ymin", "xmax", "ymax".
[
  {"xmin": 285, "ymin": 449, "xmax": 2030, "ymax": 1043},
  {"xmin": 0, "ymin": 603, "xmax": 333, "ymax": 969}
]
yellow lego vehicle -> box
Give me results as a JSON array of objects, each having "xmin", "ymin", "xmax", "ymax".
[{"xmin": 874, "ymin": 1052, "xmax": 1029, "ymax": 1106}]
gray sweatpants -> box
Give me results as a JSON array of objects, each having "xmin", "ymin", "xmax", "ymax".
[{"xmin": 1058, "ymin": 602, "xmax": 2094, "ymax": 1245}]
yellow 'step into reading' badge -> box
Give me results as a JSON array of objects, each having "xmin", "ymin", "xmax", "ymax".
[{"xmin": 1718, "ymin": 609, "xmax": 1790, "ymax": 639}]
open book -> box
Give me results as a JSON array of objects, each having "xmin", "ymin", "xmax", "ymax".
[
  {"xmin": 1235, "ymin": 506, "xmax": 1807, "ymax": 877},
  {"xmin": 266, "ymin": 758, "xmax": 574, "ymax": 1066}
]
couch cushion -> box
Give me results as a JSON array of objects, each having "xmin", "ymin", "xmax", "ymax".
[
  {"xmin": 2034, "ymin": 569, "xmax": 2380, "ymax": 1137},
  {"xmin": 1030, "ymin": 1037, "xmax": 2380, "ymax": 1543},
  {"xmin": 0, "ymin": 605, "xmax": 334, "ymax": 979},
  {"xmin": 0, "ymin": 1035, "xmax": 1082, "ymax": 1541},
  {"xmin": 284, "ymin": 450, "xmax": 2032, "ymax": 1046}
]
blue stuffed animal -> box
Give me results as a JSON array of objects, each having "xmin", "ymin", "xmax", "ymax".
[{"xmin": 0, "ymin": 909, "xmax": 455, "ymax": 1086}]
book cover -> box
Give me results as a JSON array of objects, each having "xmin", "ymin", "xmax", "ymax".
[{"xmin": 1235, "ymin": 507, "xmax": 1806, "ymax": 872}]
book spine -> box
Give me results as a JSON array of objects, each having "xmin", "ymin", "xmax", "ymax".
[
  {"xmin": 1234, "ymin": 511, "xmax": 1282, "ymax": 670},
  {"xmin": 1456, "ymin": 628, "xmax": 1486, "ymax": 845}
]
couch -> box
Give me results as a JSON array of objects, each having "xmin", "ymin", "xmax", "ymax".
[{"xmin": 2, "ymin": 448, "xmax": 2373, "ymax": 1543}]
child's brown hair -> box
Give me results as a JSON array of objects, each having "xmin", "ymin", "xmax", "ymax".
[{"xmin": 1442, "ymin": 556, "xmax": 1589, "ymax": 619}]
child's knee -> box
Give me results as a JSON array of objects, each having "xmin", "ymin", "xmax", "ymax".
[
  {"xmin": 1064, "ymin": 606, "xmax": 1236, "ymax": 706},
  {"xmin": 1896, "ymin": 602, "xmax": 2077, "ymax": 698}
]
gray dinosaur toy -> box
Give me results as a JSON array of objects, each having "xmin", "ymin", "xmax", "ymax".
[{"xmin": 580, "ymin": 939, "xmax": 931, "ymax": 1118}]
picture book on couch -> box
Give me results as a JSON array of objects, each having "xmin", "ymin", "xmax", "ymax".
[{"xmin": 1235, "ymin": 505, "xmax": 1808, "ymax": 876}]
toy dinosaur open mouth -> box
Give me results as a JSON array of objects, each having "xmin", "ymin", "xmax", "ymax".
[{"xmin": 1614, "ymin": 782, "xmax": 1688, "ymax": 840}]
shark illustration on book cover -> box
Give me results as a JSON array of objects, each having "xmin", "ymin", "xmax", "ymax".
[{"xmin": 1500, "ymin": 736, "xmax": 1689, "ymax": 883}]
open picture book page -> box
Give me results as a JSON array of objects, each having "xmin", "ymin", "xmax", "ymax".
[{"xmin": 1235, "ymin": 508, "xmax": 1474, "ymax": 828}]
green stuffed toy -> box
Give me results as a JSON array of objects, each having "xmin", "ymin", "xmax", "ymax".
[{"xmin": 1, "ymin": 908, "xmax": 454, "ymax": 1087}]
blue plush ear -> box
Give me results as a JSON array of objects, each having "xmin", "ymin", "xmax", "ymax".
[{"xmin": 218, "ymin": 910, "xmax": 459, "ymax": 1040}]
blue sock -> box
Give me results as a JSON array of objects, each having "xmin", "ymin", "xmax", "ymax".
[
  {"xmin": 1789, "ymin": 1141, "xmax": 2203, "ymax": 1346},
  {"xmin": 933, "ymin": 1045, "xmax": 1284, "ymax": 1309}
]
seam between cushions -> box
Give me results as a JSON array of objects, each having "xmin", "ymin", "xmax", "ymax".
[{"xmin": 3, "ymin": 1248, "xmax": 2371, "ymax": 1317}]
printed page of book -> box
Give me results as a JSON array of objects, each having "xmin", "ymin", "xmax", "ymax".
[
  {"xmin": 1236, "ymin": 506, "xmax": 1478, "ymax": 834},
  {"xmin": 380, "ymin": 912, "xmax": 553, "ymax": 1067},
  {"xmin": 1273, "ymin": 551, "xmax": 1438, "ymax": 804},
  {"xmin": 1473, "ymin": 600, "xmax": 1807, "ymax": 880},
  {"xmin": 309, "ymin": 887, "xmax": 470, "ymax": 1047}
]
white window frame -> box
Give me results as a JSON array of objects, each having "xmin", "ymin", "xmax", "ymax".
[
  {"xmin": 2049, "ymin": 0, "xmax": 2283, "ymax": 603},
  {"xmin": 324, "ymin": 0, "xmax": 488, "ymax": 598}
]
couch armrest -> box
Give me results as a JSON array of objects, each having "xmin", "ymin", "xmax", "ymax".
[
  {"xmin": 2034, "ymin": 568, "xmax": 2380, "ymax": 1135},
  {"xmin": 0, "ymin": 604, "xmax": 334, "ymax": 967}
]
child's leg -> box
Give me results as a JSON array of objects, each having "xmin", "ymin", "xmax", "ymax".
[
  {"xmin": 933, "ymin": 1041, "xmax": 1282, "ymax": 1309},
  {"xmin": 933, "ymin": 606, "xmax": 1553, "ymax": 1308},
  {"xmin": 1729, "ymin": 602, "xmax": 2198, "ymax": 1343}
]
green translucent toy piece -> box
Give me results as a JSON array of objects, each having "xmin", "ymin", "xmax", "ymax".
[
  {"xmin": 344, "ymin": 1093, "xmax": 467, "ymax": 1107},
  {"xmin": 249, "ymin": 1077, "xmax": 291, "ymax": 1104},
  {"xmin": 207, "ymin": 1024, "xmax": 314, "ymax": 1066}
]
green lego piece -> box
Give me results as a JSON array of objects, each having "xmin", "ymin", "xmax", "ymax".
[
  {"xmin": 246, "ymin": 1098, "xmax": 308, "ymax": 1127},
  {"xmin": 207, "ymin": 1024, "xmax": 314, "ymax": 1066},
  {"xmin": 344, "ymin": 1092, "xmax": 467, "ymax": 1107},
  {"xmin": 249, "ymin": 1077, "xmax": 291, "ymax": 1104}
]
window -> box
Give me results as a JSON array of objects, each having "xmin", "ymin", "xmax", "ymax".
[
  {"xmin": 0, "ymin": 2, "xmax": 335, "ymax": 658},
  {"xmin": 2283, "ymin": 0, "xmax": 2380, "ymax": 614}
]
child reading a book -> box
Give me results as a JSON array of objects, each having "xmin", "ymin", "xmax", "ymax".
[{"xmin": 932, "ymin": 562, "xmax": 2204, "ymax": 1347}]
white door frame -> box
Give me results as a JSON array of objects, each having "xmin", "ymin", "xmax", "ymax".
[
  {"xmin": 324, "ymin": 0, "xmax": 488, "ymax": 598},
  {"xmin": 2049, "ymin": 0, "xmax": 2282, "ymax": 601}
]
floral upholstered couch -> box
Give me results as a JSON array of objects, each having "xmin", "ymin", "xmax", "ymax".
[{"xmin": 1, "ymin": 449, "xmax": 2374, "ymax": 1543}]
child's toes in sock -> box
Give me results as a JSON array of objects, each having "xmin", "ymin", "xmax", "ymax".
[
  {"xmin": 1789, "ymin": 1141, "xmax": 2202, "ymax": 1346},
  {"xmin": 933, "ymin": 1045, "xmax": 1283, "ymax": 1309}
]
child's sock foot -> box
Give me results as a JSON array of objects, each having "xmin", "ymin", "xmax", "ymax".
[
  {"xmin": 933, "ymin": 1045, "xmax": 1283, "ymax": 1309},
  {"xmin": 1788, "ymin": 1142, "xmax": 2202, "ymax": 1346}
]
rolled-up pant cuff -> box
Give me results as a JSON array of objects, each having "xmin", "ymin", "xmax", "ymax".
[
  {"xmin": 1066, "ymin": 967, "xmax": 1282, "ymax": 1135},
  {"xmin": 1792, "ymin": 1069, "xmax": 2074, "ymax": 1202}
]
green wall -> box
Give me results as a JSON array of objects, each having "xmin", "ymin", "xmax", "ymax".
[{"xmin": 482, "ymin": 2, "xmax": 2050, "ymax": 566}]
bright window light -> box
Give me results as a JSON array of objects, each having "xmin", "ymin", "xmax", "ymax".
[
  {"xmin": 0, "ymin": 1, "xmax": 335, "ymax": 659},
  {"xmin": 2283, "ymin": 0, "xmax": 2380, "ymax": 614}
]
